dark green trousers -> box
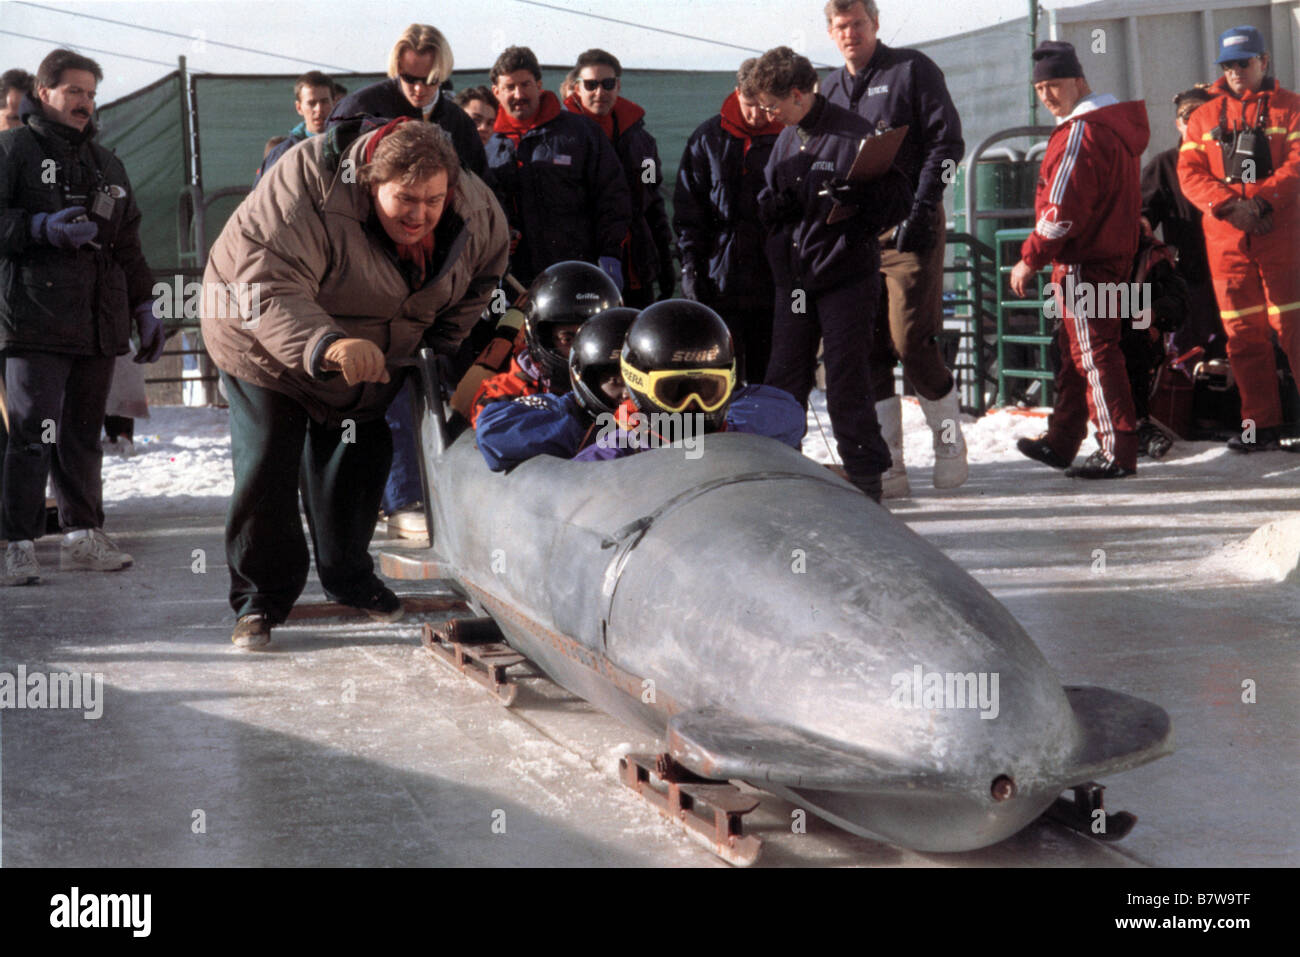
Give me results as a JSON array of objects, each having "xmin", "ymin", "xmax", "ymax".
[{"xmin": 222, "ymin": 372, "xmax": 393, "ymax": 622}]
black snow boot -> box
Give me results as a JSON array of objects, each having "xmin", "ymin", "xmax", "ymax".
[
  {"xmin": 1017, "ymin": 435, "xmax": 1071, "ymax": 470},
  {"xmin": 1064, "ymin": 450, "xmax": 1135, "ymax": 479},
  {"xmin": 849, "ymin": 472, "xmax": 883, "ymax": 503},
  {"xmin": 1226, "ymin": 426, "xmax": 1281, "ymax": 453}
]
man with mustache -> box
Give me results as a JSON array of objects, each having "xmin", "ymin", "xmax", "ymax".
[
  {"xmin": 1, "ymin": 49, "xmax": 163, "ymax": 586},
  {"xmin": 485, "ymin": 45, "xmax": 631, "ymax": 290}
]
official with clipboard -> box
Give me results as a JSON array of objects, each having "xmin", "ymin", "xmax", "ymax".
[{"xmin": 752, "ymin": 46, "xmax": 911, "ymax": 502}]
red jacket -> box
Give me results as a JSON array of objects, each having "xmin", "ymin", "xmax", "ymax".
[
  {"xmin": 1177, "ymin": 76, "xmax": 1300, "ymax": 256},
  {"xmin": 1021, "ymin": 97, "xmax": 1150, "ymax": 275}
]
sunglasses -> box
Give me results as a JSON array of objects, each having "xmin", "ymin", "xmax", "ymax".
[
  {"xmin": 620, "ymin": 361, "xmax": 735, "ymax": 413},
  {"xmin": 581, "ymin": 77, "xmax": 618, "ymax": 92},
  {"xmin": 399, "ymin": 73, "xmax": 436, "ymax": 87},
  {"xmin": 1220, "ymin": 58, "xmax": 1256, "ymax": 71}
]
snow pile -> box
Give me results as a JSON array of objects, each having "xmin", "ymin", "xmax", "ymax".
[
  {"xmin": 1200, "ymin": 516, "xmax": 1300, "ymax": 584},
  {"xmin": 801, "ymin": 392, "xmax": 1063, "ymax": 467},
  {"xmin": 101, "ymin": 406, "xmax": 233, "ymax": 508}
]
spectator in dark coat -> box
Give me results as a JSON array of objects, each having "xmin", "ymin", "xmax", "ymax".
[
  {"xmin": 485, "ymin": 46, "xmax": 632, "ymax": 289},
  {"xmin": 455, "ymin": 86, "xmax": 498, "ymax": 146},
  {"xmin": 254, "ymin": 71, "xmax": 338, "ymax": 185},
  {"xmin": 326, "ymin": 23, "xmax": 485, "ymax": 176},
  {"xmin": 2, "ymin": 50, "xmax": 163, "ymax": 586},
  {"xmin": 564, "ymin": 49, "xmax": 675, "ymax": 309},
  {"xmin": 2, "ymin": 68, "xmax": 34, "ymax": 132},
  {"xmin": 1141, "ymin": 86, "xmax": 1226, "ymax": 358},
  {"xmin": 674, "ymin": 58, "xmax": 784, "ymax": 382}
]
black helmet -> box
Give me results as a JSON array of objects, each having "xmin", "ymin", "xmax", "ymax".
[
  {"xmin": 522, "ymin": 261, "xmax": 623, "ymax": 391},
  {"xmin": 569, "ymin": 307, "xmax": 640, "ymax": 418},
  {"xmin": 620, "ymin": 300, "xmax": 737, "ymax": 432}
]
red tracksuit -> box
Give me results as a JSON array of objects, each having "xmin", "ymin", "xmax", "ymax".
[
  {"xmin": 1177, "ymin": 77, "xmax": 1300, "ymax": 430},
  {"xmin": 1021, "ymin": 97, "xmax": 1150, "ymax": 470}
]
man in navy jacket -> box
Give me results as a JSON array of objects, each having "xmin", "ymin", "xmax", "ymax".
[
  {"xmin": 751, "ymin": 47, "xmax": 911, "ymax": 502},
  {"xmin": 674, "ymin": 58, "xmax": 785, "ymax": 382},
  {"xmin": 485, "ymin": 46, "xmax": 632, "ymax": 289},
  {"xmin": 821, "ymin": 0, "xmax": 968, "ymax": 495}
]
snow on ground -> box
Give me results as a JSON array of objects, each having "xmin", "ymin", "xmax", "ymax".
[
  {"xmin": 101, "ymin": 406, "xmax": 233, "ymax": 506},
  {"xmin": 6, "ymin": 398, "xmax": 1297, "ymax": 866}
]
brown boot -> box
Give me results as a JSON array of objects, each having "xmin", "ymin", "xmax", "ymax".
[{"xmin": 232, "ymin": 613, "xmax": 272, "ymax": 650}]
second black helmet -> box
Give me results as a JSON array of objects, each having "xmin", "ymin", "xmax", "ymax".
[{"xmin": 569, "ymin": 307, "xmax": 640, "ymax": 418}]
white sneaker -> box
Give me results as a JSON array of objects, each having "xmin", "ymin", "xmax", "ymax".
[
  {"xmin": 918, "ymin": 382, "xmax": 969, "ymax": 489},
  {"xmin": 60, "ymin": 528, "xmax": 133, "ymax": 571},
  {"xmin": 4, "ymin": 540, "xmax": 41, "ymax": 586},
  {"xmin": 385, "ymin": 505, "xmax": 429, "ymax": 540},
  {"xmin": 103, "ymin": 436, "xmax": 136, "ymax": 457},
  {"xmin": 875, "ymin": 396, "xmax": 911, "ymax": 499}
]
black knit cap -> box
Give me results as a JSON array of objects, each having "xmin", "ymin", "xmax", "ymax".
[{"xmin": 1032, "ymin": 40, "xmax": 1083, "ymax": 82}]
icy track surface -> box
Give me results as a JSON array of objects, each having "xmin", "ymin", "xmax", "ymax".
[{"xmin": 2, "ymin": 401, "xmax": 1296, "ymax": 867}]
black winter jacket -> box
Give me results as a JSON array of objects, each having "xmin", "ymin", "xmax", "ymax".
[
  {"xmin": 612, "ymin": 113, "xmax": 674, "ymax": 297},
  {"xmin": 0, "ymin": 97, "xmax": 153, "ymax": 356},
  {"xmin": 327, "ymin": 79, "xmax": 486, "ymax": 176},
  {"xmin": 759, "ymin": 96, "xmax": 911, "ymax": 293},
  {"xmin": 674, "ymin": 108, "xmax": 778, "ymax": 311},
  {"xmin": 822, "ymin": 43, "xmax": 964, "ymax": 208},
  {"xmin": 1141, "ymin": 145, "xmax": 1211, "ymax": 284},
  {"xmin": 485, "ymin": 103, "xmax": 632, "ymax": 287},
  {"xmin": 564, "ymin": 97, "xmax": 674, "ymax": 298}
]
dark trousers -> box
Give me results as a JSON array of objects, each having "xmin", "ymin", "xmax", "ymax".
[
  {"xmin": 1, "ymin": 351, "xmax": 115, "ymax": 541},
  {"xmin": 623, "ymin": 283, "xmax": 657, "ymax": 310},
  {"xmin": 765, "ymin": 277, "xmax": 890, "ymax": 477},
  {"xmin": 222, "ymin": 372, "xmax": 393, "ymax": 622},
  {"xmin": 714, "ymin": 300, "xmax": 775, "ymax": 385}
]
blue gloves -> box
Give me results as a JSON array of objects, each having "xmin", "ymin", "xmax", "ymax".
[
  {"xmin": 598, "ymin": 255, "xmax": 624, "ymax": 291},
  {"xmin": 133, "ymin": 300, "xmax": 166, "ymax": 363},
  {"xmin": 30, "ymin": 206, "xmax": 99, "ymax": 251}
]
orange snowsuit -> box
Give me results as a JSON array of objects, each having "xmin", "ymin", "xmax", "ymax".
[{"xmin": 1177, "ymin": 76, "xmax": 1300, "ymax": 428}]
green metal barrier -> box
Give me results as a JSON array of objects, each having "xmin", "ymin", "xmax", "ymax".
[{"xmin": 994, "ymin": 227, "xmax": 1054, "ymax": 407}]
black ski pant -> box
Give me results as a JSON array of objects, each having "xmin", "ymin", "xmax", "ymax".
[
  {"xmin": 222, "ymin": 372, "xmax": 393, "ymax": 623},
  {"xmin": 714, "ymin": 299, "xmax": 776, "ymax": 386},
  {"xmin": 1, "ymin": 350, "xmax": 115, "ymax": 541},
  {"xmin": 765, "ymin": 276, "xmax": 890, "ymax": 478}
]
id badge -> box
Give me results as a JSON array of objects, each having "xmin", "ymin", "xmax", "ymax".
[{"xmin": 91, "ymin": 188, "xmax": 116, "ymax": 220}]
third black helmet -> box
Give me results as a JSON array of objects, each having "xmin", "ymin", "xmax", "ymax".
[{"xmin": 620, "ymin": 300, "xmax": 736, "ymax": 431}]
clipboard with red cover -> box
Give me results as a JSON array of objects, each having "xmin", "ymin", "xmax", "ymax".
[{"xmin": 826, "ymin": 124, "xmax": 908, "ymax": 224}]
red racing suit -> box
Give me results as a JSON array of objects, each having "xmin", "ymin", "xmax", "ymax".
[
  {"xmin": 1021, "ymin": 96, "xmax": 1150, "ymax": 469},
  {"xmin": 1177, "ymin": 76, "xmax": 1300, "ymax": 430}
]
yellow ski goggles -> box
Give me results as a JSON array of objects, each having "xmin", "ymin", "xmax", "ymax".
[{"xmin": 620, "ymin": 359, "xmax": 736, "ymax": 413}]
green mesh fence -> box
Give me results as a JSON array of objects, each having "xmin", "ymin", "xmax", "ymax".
[{"xmin": 96, "ymin": 71, "xmax": 188, "ymax": 274}]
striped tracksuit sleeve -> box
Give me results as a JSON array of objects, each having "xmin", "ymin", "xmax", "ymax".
[{"xmin": 1021, "ymin": 120, "xmax": 1101, "ymax": 271}]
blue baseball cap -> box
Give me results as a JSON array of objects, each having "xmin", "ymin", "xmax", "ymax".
[{"xmin": 1215, "ymin": 26, "xmax": 1266, "ymax": 64}]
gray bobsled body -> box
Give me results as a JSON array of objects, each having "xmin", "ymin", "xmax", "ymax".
[{"xmin": 426, "ymin": 428, "xmax": 1171, "ymax": 852}]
